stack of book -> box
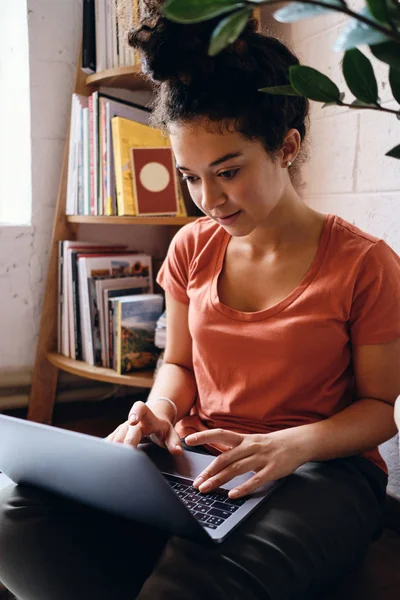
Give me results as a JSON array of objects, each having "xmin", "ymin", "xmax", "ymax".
[
  {"xmin": 82, "ymin": 0, "xmax": 144, "ymax": 73},
  {"xmin": 66, "ymin": 92, "xmax": 189, "ymax": 218},
  {"xmin": 58, "ymin": 240, "xmax": 161, "ymax": 372}
]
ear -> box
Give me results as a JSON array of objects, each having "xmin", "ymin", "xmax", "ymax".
[{"xmin": 280, "ymin": 129, "xmax": 301, "ymax": 167}]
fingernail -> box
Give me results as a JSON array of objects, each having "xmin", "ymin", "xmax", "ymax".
[
  {"xmin": 129, "ymin": 413, "xmax": 137, "ymax": 422},
  {"xmin": 229, "ymin": 489, "xmax": 240, "ymax": 498},
  {"xmin": 186, "ymin": 434, "xmax": 197, "ymax": 444},
  {"xmin": 199, "ymin": 481, "xmax": 212, "ymax": 492},
  {"xmin": 175, "ymin": 445, "xmax": 182, "ymax": 452},
  {"xmin": 193, "ymin": 475, "xmax": 204, "ymax": 487}
]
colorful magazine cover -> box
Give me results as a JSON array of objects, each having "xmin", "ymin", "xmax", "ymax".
[{"xmin": 114, "ymin": 294, "xmax": 164, "ymax": 374}]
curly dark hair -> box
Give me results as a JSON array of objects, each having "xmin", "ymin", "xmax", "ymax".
[{"xmin": 128, "ymin": 1, "xmax": 309, "ymax": 185}]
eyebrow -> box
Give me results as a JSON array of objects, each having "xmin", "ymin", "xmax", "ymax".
[{"xmin": 176, "ymin": 152, "xmax": 244, "ymax": 171}]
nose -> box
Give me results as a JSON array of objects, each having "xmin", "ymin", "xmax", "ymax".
[{"xmin": 200, "ymin": 179, "xmax": 226, "ymax": 213}]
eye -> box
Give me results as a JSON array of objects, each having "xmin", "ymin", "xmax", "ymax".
[
  {"xmin": 219, "ymin": 169, "xmax": 239, "ymax": 180},
  {"xmin": 179, "ymin": 174, "xmax": 199, "ymax": 184}
]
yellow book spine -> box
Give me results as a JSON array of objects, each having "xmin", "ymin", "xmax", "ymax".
[
  {"xmin": 176, "ymin": 185, "xmax": 187, "ymax": 217},
  {"xmin": 111, "ymin": 118, "xmax": 127, "ymax": 216},
  {"xmin": 105, "ymin": 195, "xmax": 113, "ymax": 216}
]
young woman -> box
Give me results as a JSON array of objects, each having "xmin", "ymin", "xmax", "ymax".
[{"xmin": 0, "ymin": 8, "xmax": 399, "ymax": 600}]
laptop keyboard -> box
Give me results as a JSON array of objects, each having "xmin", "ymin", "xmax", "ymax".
[{"xmin": 163, "ymin": 473, "xmax": 246, "ymax": 530}]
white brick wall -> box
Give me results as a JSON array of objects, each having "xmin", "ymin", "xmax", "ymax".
[
  {"xmin": 285, "ymin": 8, "xmax": 400, "ymax": 253},
  {"xmin": 0, "ymin": 0, "xmax": 82, "ymax": 369}
]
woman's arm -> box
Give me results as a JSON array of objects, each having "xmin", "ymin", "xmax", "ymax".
[
  {"xmin": 145, "ymin": 291, "xmax": 197, "ymax": 423},
  {"xmin": 185, "ymin": 338, "xmax": 400, "ymax": 497},
  {"xmin": 294, "ymin": 338, "xmax": 400, "ymax": 462}
]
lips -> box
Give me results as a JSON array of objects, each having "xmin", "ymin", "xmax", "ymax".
[{"xmin": 215, "ymin": 210, "xmax": 240, "ymax": 220}]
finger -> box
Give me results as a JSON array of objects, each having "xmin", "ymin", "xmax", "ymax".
[
  {"xmin": 185, "ymin": 429, "xmax": 242, "ymax": 448},
  {"xmin": 164, "ymin": 426, "xmax": 183, "ymax": 455},
  {"xmin": 197, "ymin": 455, "xmax": 259, "ymax": 493},
  {"xmin": 108, "ymin": 423, "xmax": 128, "ymax": 444},
  {"xmin": 124, "ymin": 424, "xmax": 143, "ymax": 447},
  {"xmin": 128, "ymin": 401, "xmax": 160, "ymax": 435},
  {"xmin": 193, "ymin": 443, "xmax": 255, "ymax": 488},
  {"xmin": 228, "ymin": 466, "xmax": 272, "ymax": 499},
  {"xmin": 106, "ymin": 423, "xmax": 125, "ymax": 442}
]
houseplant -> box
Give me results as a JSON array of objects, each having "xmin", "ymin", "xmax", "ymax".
[{"xmin": 162, "ymin": 0, "xmax": 400, "ymax": 159}]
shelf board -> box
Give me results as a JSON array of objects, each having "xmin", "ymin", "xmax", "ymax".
[
  {"xmin": 47, "ymin": 353, "xmax": 154, "ymax": 388},
  {"xmin": 67, "ymin": 215, "xmax": 198, "ymax": 226},
  {"xmin": 86, "ymin": 66, "xmax": 151, "ymax": 91}
]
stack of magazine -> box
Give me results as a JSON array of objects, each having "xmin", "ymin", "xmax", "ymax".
[{"xmin": 58, "ymin": 240, "xmax": 164, "ymax": 372}]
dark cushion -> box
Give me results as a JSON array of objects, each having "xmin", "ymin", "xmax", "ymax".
[{"xmin": 324, "ymin": 495, "xmax": 400, "ymax": 599}]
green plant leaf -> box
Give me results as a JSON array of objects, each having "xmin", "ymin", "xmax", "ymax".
[
  {"xmin": 342, "ymin": 48, "xmax": 378, "ymax": 104},
  {"xmin": 208, "ymin": 7, "xmax": 252, "ymax": 55},
  {"xmin": 365, "ymin": 0, "xmax": 390, "ymax": 23},
  {"xmin": 370, "ymin": 41, "xmax": 400, "ymax": 69},
  {"xmin": 162, "ymin": 0, "xmax": 244, "ymax": 23},
  {"xmin": 389, "ymin": 67, "xmax": 400, "ymax": 103},
  {"xmin": 334, "ymin": 7, "xmax": 391, "ymax": 51},
  {"xmin": 274, "ymin": 0, "xmax": 343, "ymax": 23},
  {"xmin": 351, "ymin": 99, "xmax": 379, "ymax": 107},
  {"xmin": 322, "ymin": 91, "xmax": 345, "ymax": 107},
  {"xmin": 289, "ymin": 65, "xmax": 341, "ymax": 102},
  {"xmin": 258, "ymin": 84, "xmax": 301, "ymax": 95},
  {"xmin": 386, "ymin": 143, "xmax": 400, "ymax": 159}
]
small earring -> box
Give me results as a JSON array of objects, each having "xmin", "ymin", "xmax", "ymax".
[{"xmin": 287, "ymin": 161, "xmax": 292, "ymax": 168}]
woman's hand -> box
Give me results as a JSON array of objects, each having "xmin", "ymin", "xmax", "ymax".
[
  {"xmin": 106, "ymin": 401, "xmax": 183, "ymax": 456},
  {"xmin": 185, "ymin": 428, "xmax": 310, "ymax": 499}
]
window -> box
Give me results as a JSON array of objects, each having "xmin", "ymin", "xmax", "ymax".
[{"xmin": 0, "ymin": 0, "xmax": 31, "ymax": 226}]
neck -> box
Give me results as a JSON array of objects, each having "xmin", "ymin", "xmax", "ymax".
[{"xmin": 239, "ymin": 192, "xmax": 318, "ymax": 258}]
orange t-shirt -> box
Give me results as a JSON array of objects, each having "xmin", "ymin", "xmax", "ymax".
[{"xmin": 156, "ymin": 214, "xmax": 400, "ymax": 471}]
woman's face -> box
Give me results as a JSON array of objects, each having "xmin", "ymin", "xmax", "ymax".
[{"xmin": 170, "ymin": 120, "xmax": 293, "ymax": 237}]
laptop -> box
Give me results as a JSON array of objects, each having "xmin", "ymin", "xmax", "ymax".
[{"xmin": 0, "ymin": 414, "xmax": 281, "ymax": 544}]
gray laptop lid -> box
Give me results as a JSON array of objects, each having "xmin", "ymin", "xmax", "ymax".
[
  {"xmin": 0, "ymin": 414, "xmax": 210, "ymax": 543},
  {"xmin": 0, "ymin": 415, "xmax": 280, "ymax": 543}
]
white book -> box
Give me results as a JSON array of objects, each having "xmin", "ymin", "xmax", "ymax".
[
  {"xmin": 72, "ymin": 95, "xmax": 81, "ymax": 215},
  {"xmin": 76, "ymin": 95, "xmax": 87, "ymax": 215},
  {"xmin": 82, "ymin": 106, "xmax": 90, "ymax": 215},
  {"xmin": 95, "ymin": 0, "xmax": 107, "ymax": 72},
  {"xmin": 65, "ymin": 95, "xmax": 76, "ymax": 216},
  {"xmin": 105, "ymin": 0, "xmax": 113, "ymax": 69},
  {"xmin": 111, "ymin": 0, "xmax": 118, "ymax": 68},
  {"xmin": 66, "ymin": 94, "xmax": 88, "ymax": 216},
  {"xmin": 91, "ymin": 91, "xmax": 100, "ymax": 215}
]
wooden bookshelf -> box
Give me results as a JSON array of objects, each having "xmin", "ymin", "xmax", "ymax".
[
  {"xmin": 47, "ymin": 353, "xmax": 154, "ymax": 388},
  {"xmin": 86, "ymin": 65, "xmax": 152, "ymax": 91},
  {"xmin": 27, "ymin": 59, "xmax": 183, "ymax": 425},
  {"xmin": 68, "ymin": 215, "xmax": 198, "ymax": 225}
]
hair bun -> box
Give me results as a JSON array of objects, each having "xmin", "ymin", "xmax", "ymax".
[{"xmin": 128, "ymin": 6, "xmax": 258, "ymax": 84}]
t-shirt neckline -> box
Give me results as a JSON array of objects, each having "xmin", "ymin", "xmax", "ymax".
[{"xmin": 211, "ymin": 213, "xmax": 335, "ymax": 322}]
